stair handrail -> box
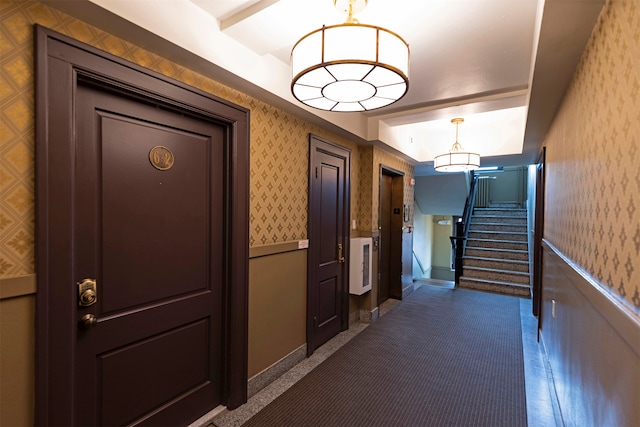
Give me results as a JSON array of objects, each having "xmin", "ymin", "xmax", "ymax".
[
  {"xmin": 450, "ymin": 172, "xmax": 479, "ymax": 285},
  {"xmin": 412, "ymin": 250, "xmax": 427, "ymax": 276},
  {"xmin": 462, "ymin": 172, "xmax": 479, "ymax": 236}
]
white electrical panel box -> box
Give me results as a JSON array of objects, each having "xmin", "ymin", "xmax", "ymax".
[{"xmin": 349, "ymin": 237, "xmax": 372, "ymax": 295}]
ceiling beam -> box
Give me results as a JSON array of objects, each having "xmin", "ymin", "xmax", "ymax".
[{"xmin": 220, "ymin": 0, "xmax": 281, "ymax": 31}]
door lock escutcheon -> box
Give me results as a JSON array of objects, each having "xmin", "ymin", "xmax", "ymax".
[{"xmin": 77, "ymin": 278, "xmax": 97, "ymax": 307}]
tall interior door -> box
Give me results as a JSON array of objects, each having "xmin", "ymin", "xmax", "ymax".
[
  {"xmin": 73, "ymin": 83, "xmax": 223, "ymax": 426},
  {"xmin": 379, "ymin": 168, "xmax": 404, "ymax": 304},
  {"xmin": 532, "ymin": 148, "xmax": 546, "ymax": 325},
  {"xmin": 36, "ymin": 27, "xmax": 249, "ymax": 426},
  {"xmin": 307, "ymin": 135, "xmax": 350, "ymax": 355},
  {"xmin": 379, "ymin": 174, "xmax": 393, "ymax": 303}
]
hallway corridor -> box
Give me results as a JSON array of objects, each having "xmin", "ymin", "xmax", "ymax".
[{"xmin": 200, "ymin": 284, "xmax": 560, "ymax": 427}]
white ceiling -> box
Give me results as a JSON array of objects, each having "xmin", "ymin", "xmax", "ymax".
[
  {"xmin": 191, "ymin": 0, "xmax": 537, "ymax": 171},
  {"xmin": 45, "ymin": 0, "xmax": 605, "ymax": 175}
]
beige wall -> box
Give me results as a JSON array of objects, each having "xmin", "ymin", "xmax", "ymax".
[
  {"xmin": 489, "ymin": 166, "xmax": 527, "ymax": 205},
  {"xmin": 412, "ymin": 206, "xmax": 433, "ymax": 280},
  {"xmin": 430, "ymin": 217, "xmax": 454, "ymax": 281},
  {"xmin": 541, "ymin": 0, "xmax": 640, "ymax": 424},
  {"xmin": 0, "ymin": 0, "xmax": 414, "ymax": 422},
  {"xmin": 432, "ymin": 218, "xmax": 453, "ymax": 269}
]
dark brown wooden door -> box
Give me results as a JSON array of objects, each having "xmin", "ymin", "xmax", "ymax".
[
  {"xmin": 36, "ymin": 27, "xmax": 249, "ymax": 425},
  {"xmin": 533, "ymin": 148, "xmax": 546, "ymax": 326},
  {"xmin": 307, "ymin": 135, "xmax": 350, "ymax": 355},
  {"xmin": 379, "ymin": 174, "xmax": 393, "ymax": 303},
  {"xmin": 72, "ymin": 83, "xmax": 224, "ymax": 426}
]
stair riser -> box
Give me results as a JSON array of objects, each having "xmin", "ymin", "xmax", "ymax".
[
  {"xmin": 464, "ymin": 258, "xmax": 530, "ymax": 272},
  {"xmin": 467, "ymin": 240, "xmax": 528, "ymax": 251},
  {"xmin": 463, "ymin": 268, "xmax": 530, "ymax": 284},
  {"xmin": 470, "ymin": 217, "xmax": 527, "ymax": 225},
  {"xmin": 487, "ymin": 203, "xmax": 521, "ymax": 208},
  {"xmin": 473, "ymin": 209, "xmax": 526, "ymax": 217},
  {"xmin": 465, "ymin": 248, "xmax": 528, "ymax": 261},
  {"xmin": 468, "ymin": 223, "xmax": 527, "ymax": 232},
  {"xmin": 468, "ymin": 232, "xmax": 528, "ymax": 242},
  {"xmin": 459, "ymin": 279, "xmax": 531, "ymax": 297}
]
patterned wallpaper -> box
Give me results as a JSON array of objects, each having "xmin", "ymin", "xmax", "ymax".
[
  {"xmin": 354, "ymin": 146, "xmax": 415, "ymax": 233},
  {"xmin": 544, "ymin": 0, "xmax": 639, "ymax": 313},
  {"xmin": 0, "ymin": 0, "xmax": 410, "ymax": 277},
  {"xmin": 357, "ymin": 147, "xmax": 375, "ymax": 232}
]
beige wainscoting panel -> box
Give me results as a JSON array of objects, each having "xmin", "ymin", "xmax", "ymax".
[
  {"xmin": 248, "ymin": 248, "xmax": 307, "ymax": 377},
  {"xmin": 0, "ymin": 294, "xmax": 35, "ymax": 427},
  {"xmin": 541, "ymin": 241, "xmax": 639, "ymax": 426}
]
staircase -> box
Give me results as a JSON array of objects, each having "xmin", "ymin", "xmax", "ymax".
[{"xmin": 459, "ymin": 203, "xmax": 531, "ymax": 297}]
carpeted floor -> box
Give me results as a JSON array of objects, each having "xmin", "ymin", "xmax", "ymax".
[{"xmin": 241, "ymin": 286, "xmax": 527, "ymax": 427}]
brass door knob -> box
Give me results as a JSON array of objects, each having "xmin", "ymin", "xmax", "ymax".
[{"xmin": 79, "ymin": 314, "xmax": 97, "ymax": 330}]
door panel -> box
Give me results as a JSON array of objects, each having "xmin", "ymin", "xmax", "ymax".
[
  {"xmin": 319, "ymin": 164, "xmax": 339, "ymax": 265},
  {"xmin": 74, "ymin": 83, "xmax": 223, "ymax": 425},
  {"xmin": 308, "ymin": 136, "xmax": 350, "ymax": 355},
  {"xmin": 99, "ymin": 320, "xmax": 209, "ymax": 426},
  {"xmin": 100, "ymin": 114, "xmax": 213, "ymax": 312},
  {"xmin": 318, "ymin": 277, "xmax": 339, "ymax": 329}
]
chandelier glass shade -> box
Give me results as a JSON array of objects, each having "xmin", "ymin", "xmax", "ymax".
[
  {"xmin": 290, "ymin": 5, "xmax": 409, "ymax": 112},
  {"xmin": 434, "ymin": 118, "xmax": 480, "ymax": 173}
]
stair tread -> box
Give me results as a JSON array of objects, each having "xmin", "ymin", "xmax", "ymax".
[
  {"xmin": 467, "ymin": 237, "xmax": 528, "ymax": 244},
  {"xmin": 464, "ymin": 256, "xmax": 529, "ymax": 265},
  {"xmin": 469, "ymin": 230, "xmax": 527, "ymax": 236},
  {"xmin": 474, "ymin": 207, "xmax": 526, "ymax": 210},
  {"xmin": 459, "ymin": 276, "xmax": 531, "ymax": 288},
  {"xmin": 471, "ymin": 214, "xmax": 527, "ymax": 218},
  {"xmin": 471, "ymin": 217, "xmax": 527, "ymax": 220},
  {"xmin": 463, "ymin": 265, "xmax": 530, "ymax": 276},
  {"xmin": 470, "ymin": 224, "xmax": 527, "ymax": 227},
  {"xmin": 466, "ymin": 247, "xmax": 528, "ymax": 254}
]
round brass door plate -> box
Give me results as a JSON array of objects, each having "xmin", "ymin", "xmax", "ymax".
[{"xmin": 149, "ymin": 145, "xmax": 174, "ymax": 171}]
